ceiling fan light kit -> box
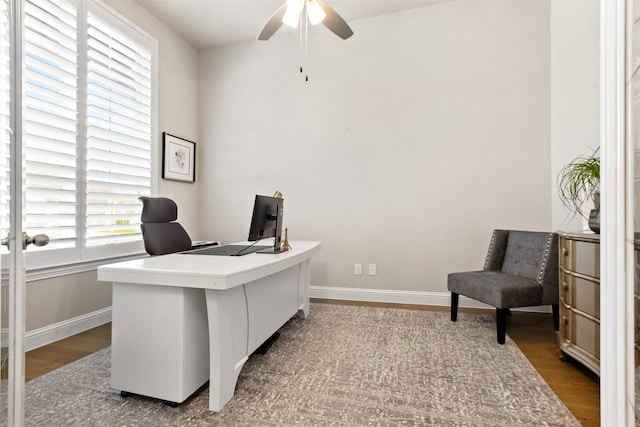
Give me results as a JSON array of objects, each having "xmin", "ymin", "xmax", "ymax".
[
  {"xmin": 305, "ymin": 1, "xmax": 326, "ymax": 26},
  {"xmin": 281, "ymin": 0, "xmax": 325, "ymax": 28},
  {"xmin": 282, "ymin": 0, "xmax": 304, "ymax": 28},
  {"xmin": 258, "ymin": 0, "xmax": 353, "ymax": 81},
  {"xmin": 258, "ymin": 0, "xmax": 353, "ymax": 40}
]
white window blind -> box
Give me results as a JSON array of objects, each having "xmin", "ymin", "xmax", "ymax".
[
  {"xmin": 24, "ymin": 0, "xmax": 78, "ymax": 251},
  {"xmin": 85, "ymin": 10, "xmax": 152, "ymax": 247},
  {"xmin": 22, "ymin": 0, "xmax": 155, "ymax": 269}
]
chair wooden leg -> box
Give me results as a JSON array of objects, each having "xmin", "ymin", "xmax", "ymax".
[
  {"xmin": 451, "ymin": 293, "xmax": 459, "ymax": 322},
  {"xmin": 496, "ymin": 308, "xmax": 507, "ymax": 344},
  {"xmin": 552, "ymin": 303, "xmax": 559, "ymax": 331}
]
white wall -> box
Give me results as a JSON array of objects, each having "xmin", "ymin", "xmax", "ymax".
[
  {"xmin": 199, "ymin": 0, "xmax": 551, "ymax": 293},
  {"xmin": 26, "ymin": 271, "xmax": 110, "ymax": 331},
  {"xmin": 550, "ymin": 0, "xmax": 600, "ymax": 232}
]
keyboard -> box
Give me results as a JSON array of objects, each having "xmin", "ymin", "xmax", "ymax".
[{"xmin": 186, "ymin": 244, "xmax": 272, "ymax": 256}]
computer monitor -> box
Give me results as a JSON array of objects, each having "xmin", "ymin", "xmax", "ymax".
[{"xmin": 247, "ymin": 194, "xmax": 287, "ymax": 254}]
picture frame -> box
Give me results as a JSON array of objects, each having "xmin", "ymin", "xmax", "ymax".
[{"xmin": 162, "ymin": 132, "xmax": 196, "ymax": 182}]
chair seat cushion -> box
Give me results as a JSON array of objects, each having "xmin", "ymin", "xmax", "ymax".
[{"xmin": 447, "ymin": 271, "xmax": 543, "ymax": 309}]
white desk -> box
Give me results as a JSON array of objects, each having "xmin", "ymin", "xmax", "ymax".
[{"xmin": 97, "ymin": 240, "xmax": 321, "ymax": 412}]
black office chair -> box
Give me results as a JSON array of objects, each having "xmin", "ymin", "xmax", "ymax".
[
  {"xmin": 447, "ymin": 229, "xmax": 559, "ymax": 344},
  {"xmin": 139, "ymin": 196, "xmax": 213, "ymax": 256}
]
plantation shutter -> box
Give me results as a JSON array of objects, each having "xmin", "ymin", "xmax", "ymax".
[
  {"xmin": 85, "ymin": 10, "xmax": 152, "ymax": 247},
  {"xmin": 0, "ymin": 0, "xmax": 10, "ymax": 253},
  {"xmin": 23, "ymin": 0, "xmax": 78, "ymax": 250}
]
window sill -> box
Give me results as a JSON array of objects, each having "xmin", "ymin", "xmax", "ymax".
[{"xmin": 26, "ymin": 252, "xmax": 149, "ymax": 282}]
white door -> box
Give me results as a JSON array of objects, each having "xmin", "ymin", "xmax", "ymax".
[
  {"xmin": 1, "ymin": 0, "xmax": 26, "ymax": 423},
  {"xmin": 1, "ymin": 1, "xmax": 48, "ymax": 425},
  {"xmin": 1, "ymin": 1, "xmax": 22, "ymax": 425}
]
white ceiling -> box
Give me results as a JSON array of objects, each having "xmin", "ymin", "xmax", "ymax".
[{"xmin": 134, "ymin": 0, "xmax": 444, "ymax": 50}]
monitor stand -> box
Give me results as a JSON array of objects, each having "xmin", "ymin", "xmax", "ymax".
[
  {"xmin": 256, "ymin": 204, "xmax": 288, "ymax": 254},
  {"xmin": 257, "ymin": 246, "xmax": 288, "ymax": 254}
]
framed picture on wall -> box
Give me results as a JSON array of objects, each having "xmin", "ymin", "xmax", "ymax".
[{"xmin": 162, "ymin": 133, "xmax": 196, "ymax": 182}]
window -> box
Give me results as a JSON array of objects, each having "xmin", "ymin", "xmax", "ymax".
[{"xmin": 23, "ymin": 0, "xmax": 156, "ymax": 270}]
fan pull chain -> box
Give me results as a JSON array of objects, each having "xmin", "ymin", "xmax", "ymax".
[
  {"xmin": 299, "ymin": 11, "xmax": 303, "ymax": 77},
  {"xmin": 297, "ymin": 6, "xmax": 309, "ymax": 82},
  {"xmin": 304, "ymin": 13, "xmax": 309, "ymax": 81}
]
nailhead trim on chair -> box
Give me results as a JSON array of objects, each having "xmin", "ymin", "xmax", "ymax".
[
  {"xmin": 536, "ymin": 233, "xmax": 554, "ymax": 285},
  {"xmin": 483, "ymin": 230, "xmax": 498, "ymax": 270}
]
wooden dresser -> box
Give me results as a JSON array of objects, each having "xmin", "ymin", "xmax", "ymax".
[
  {"xmin": 636, "ymin": 239, "xmax": 640, "ymax": 368},
  {"xmin": 557, "ymin": 231, "xmax": 600, "ymax": 376}
]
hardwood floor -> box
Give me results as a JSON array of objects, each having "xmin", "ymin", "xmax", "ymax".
[
  {"xmin": 24, "ymin": 301, "xmax": 600, "ymax": 426},
  {"xmin": 25, "ymin": 323, "xmax": 111, "ymax": 382},
  {"xmin": 506, "ymin": 310, "xmax": 600, "ymax": 427}
]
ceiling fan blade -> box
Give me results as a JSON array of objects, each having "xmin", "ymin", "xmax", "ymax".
[
  {"xmin": 315, "ymin": 0, "xmax": 353, "ymax": 40},
  {"xmin": 258, "ymin": 3, "xmax": 288, "ymax": 40}
]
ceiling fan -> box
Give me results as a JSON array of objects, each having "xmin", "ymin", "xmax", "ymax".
[{"xmin": 258, "ymin": 0, "xmax": 354, "ymax": 41}]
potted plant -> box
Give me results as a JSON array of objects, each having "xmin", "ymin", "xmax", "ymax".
[{"xmin": 557, "ymin": 147, "xmax": 600, "ymax": 233}]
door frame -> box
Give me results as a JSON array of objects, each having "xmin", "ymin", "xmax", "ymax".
[
  {"xmin": 600, "ymin": 0, "xmax": 635, "ymax": 425},
  {"xmin": 7, "ymin": 0, "xmax": 26, "ymax": 424}
]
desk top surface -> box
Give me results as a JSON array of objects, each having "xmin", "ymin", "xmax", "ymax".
[{"xmin": 97, "ymin": 240, "xmax": 321, "ymax": 290}]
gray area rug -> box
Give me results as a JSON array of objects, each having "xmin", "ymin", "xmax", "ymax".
[{"xmin": 25, "ymin": 303, "xmax": 579, "ymax": 426}]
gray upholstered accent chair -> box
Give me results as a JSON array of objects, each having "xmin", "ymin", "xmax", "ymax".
[
  {"xmin": 448, "ymin": 230, "xmax": 559, "ymax": 344},
  {"xmin": 139, "ymin": 196, "xmax": 194, "ymax": 256}
]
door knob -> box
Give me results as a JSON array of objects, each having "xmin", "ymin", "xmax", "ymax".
[
  {"xmin": 22, "ymin": 232, "xmax": 49, "ymax": 250},
  {"xmin": 1, "ymin": 232, "xmax": 49, "ymax": 250}
]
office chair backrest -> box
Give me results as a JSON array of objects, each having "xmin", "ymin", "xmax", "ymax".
[{"xmin": 139, "ymin": 196, "xmax": 192, "ymax": 255}]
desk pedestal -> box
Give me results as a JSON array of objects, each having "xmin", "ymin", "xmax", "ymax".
[
  {"xmin": 109, "ymin": 259, "xmax": 312, "ymax": 410},
  {"xmin": 111, "ymin": 284, "xmax": 209, "ymax": 403}
]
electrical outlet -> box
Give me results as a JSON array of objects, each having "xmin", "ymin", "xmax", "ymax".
[
  {"xmin": 354, "ymin": 264, "xmax": 362, "ymax": 275},
  {"xmin": 368, "ymin": 264, "xmax": 377, "ymax": 276}
]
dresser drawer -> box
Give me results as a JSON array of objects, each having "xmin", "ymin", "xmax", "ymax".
[
  {"xmin": 573, "ymin": 311, "xmax": 600, "ymax": 359},
  {"xmin": 635, "ymin": 250, "xmax": 640, "ymax": 295},
  {"xmin": 559, "ymin": 307, "xmax": 600, "ymax": 360},
  {"xmin": 560, "ymin": 271, "xmax": 600, "ymax": 318},
  {"xmin": 560, "ymin": 237, "xmax": 600, "ymax": 279},
  {"xmin": 636, "ymin": 295, "xmax": 640, "ymax": 366},
  {"xmin": 572, "ymin": 275, "xmax": 599, "ymax": 318}
]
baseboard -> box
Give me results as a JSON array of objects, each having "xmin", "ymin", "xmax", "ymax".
[
  {"xmin": 309, "ymin": 286, "xmax": 552, "ymax": 313},
  {"xmin": 25, "ymin": 307, "xmax": 112, "ymax": 352}
]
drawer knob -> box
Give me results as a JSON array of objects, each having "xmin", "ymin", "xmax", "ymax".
[
  {"xmin": 563, "ymin": 283, "xmax": 569, "ymax": 291},
  {"xmin": 563, "ymin": 316, "xmax": 568, "ymax": 324}
]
